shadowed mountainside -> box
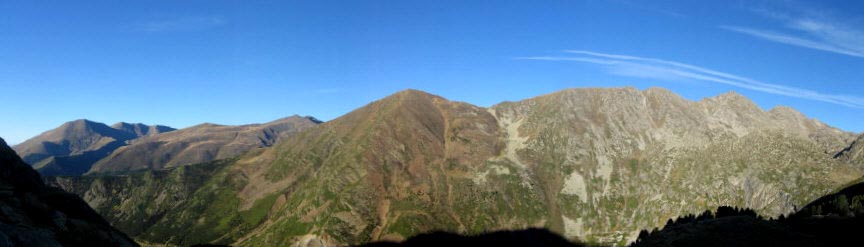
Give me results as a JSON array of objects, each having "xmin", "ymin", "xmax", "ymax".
[
  {"xmin": 0, "ymin": 137, "xmax": 138, "ymax": 246},
  {"xmin": 48, "ymin": 88, "xmax": 862, "ymax": 246},
  {"xmin": 12, "ymin": 119, "xmax": 175, "ymax": 176}
]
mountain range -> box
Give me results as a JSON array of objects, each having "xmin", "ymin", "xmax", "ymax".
[
  {"xmin": 36, "ymin": 87, "xmax": 863, "ymax": 246},
  {"xmin": 87, "ymin": 115, "xmax": 321, "ymax": 174},
  {"xmin": 12, "ymin": 120, "xmax": 175, "ymax": 176},
  {"xmin": 13, "ymin": 116, "xmax": 320, "ymax": 176}
]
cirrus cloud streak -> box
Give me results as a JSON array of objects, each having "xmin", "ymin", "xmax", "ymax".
[{"xmin": 517, "ymin": 50, "xmax": 864, "ymax": 108}]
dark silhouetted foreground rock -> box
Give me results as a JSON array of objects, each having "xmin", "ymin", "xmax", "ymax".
[{"xmin": 0, "ymin": 137, "xmax": 137, "ymax": 246}]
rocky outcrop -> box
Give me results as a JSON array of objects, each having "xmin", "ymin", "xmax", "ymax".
[{"xmin": 835, "ymin": 134, "xmax": 864, "ymax": 168}]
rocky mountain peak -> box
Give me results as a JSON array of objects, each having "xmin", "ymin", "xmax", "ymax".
[
  {"xmin": 392, "ymin": 88, "xmax": 441, "ymax": 98},
  {"xmin": 66, "ymin": 118, "xmax": 97, "ymax": 126},
  {"xmin": 703, "ymin": 91, "xmax": 760, "ymax": 110},
  {"xmin": 379, "ymin": 89, "xmax": 448, "ymax": 108},
  {"xmin": 552, "ymin": 86, "xmax": 641, "ymax": 98},
  {"xmin": 57, "ymin": 119, "xmax": 120, "ymax": 136},
  {"xmin": 14, "ymin": 120, "xmax": 126, "ymax": 160},
  {"xmin": 326, "ymin": 89, "xmax": 456, "ymax": 134},
  {"xmin": 267, "ymin": 115, "xmax": 323, "ymax": 125},
  {"xmin": 768, "ymin": 106, "xmax": 808, "ymax": 122},
  {"xmin": 642, "ymin": 87, "xmax": 678, "ymax": 98},
  {"xmin": 715, "ymin": 90, "xmax": 746, "ymax": 100}
]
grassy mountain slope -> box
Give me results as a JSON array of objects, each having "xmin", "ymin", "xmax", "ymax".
[{"xmin": 49, "ymin": 159, "xmax": 232, "ymax": 240}]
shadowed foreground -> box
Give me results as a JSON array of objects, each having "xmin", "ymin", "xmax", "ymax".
[
  {"xmin": 632, "ymin": 178, "xmax": 864, "ymax": 247},
  {"xmin": 356, "ymin": 228, "xmax": 587, "ymax": 247},
  {"xmin": 631, "ymin": 207, "xmax": 864, "ymax": 247},
  {"xmin": 353, "ymin": 208, "xmax": 864, "ymax": 247},
  {"xmin": 357, "ymin": 178, "xmax": 864, "ymax": 247}
]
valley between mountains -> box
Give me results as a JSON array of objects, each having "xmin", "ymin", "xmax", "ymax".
[{"xmin": 6, "ymin": 87, "xmax": 864, "ymax": 246}]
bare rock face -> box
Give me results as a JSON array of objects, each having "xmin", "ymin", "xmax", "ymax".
[
  {"xmin": 483, "ymin": 87, "xmax": 858, "ymax": 243},
  {"xmin": 835, "ymin": 134, "xmax": 864, "ymax": 167},
  {"xmin": 51, "ymin": 88, "xmax": 862, "ymax": 247},
  {"xmin": 0, "ymin": 137, "xmax": 138, "ymax": 246}
]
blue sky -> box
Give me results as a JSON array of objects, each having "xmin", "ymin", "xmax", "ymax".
[{"xmin": 2, "ymin": 0, "xmax": 863, "ymax": 145}]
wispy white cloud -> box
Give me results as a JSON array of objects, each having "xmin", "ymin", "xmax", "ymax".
[
  {"xmin": 132, "ymin": 16, "xmax": 226, "ymax": 32},
  {"xmin": 517, "ymin": 50, "xmax": 864, "ymax": 108},
  {"xmin": 721, "ymin": 25, "xmax": 864, "ymax": 58},
  {"xmin": 722, "ymin": 6, "xmax": 864, "ymax": 58}
]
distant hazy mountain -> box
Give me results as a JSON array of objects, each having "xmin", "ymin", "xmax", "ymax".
[
  {"xmin": 0, "ymin": 137, "xmax": 137, "ymax": 246},
  {"xmin": 48, "ymin": 88, "xmax": 862, "ymax": 246},
  {"xmin": 14, "ymin": 116, "xmax": 320, "ymax": 176},
  {"xmin": 12, "ymin": 119, "xmax": 174, "ymax": 175},
  {"xmin": 87, "ymin": 115, "xmax": 321, "ymax": 174}
]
